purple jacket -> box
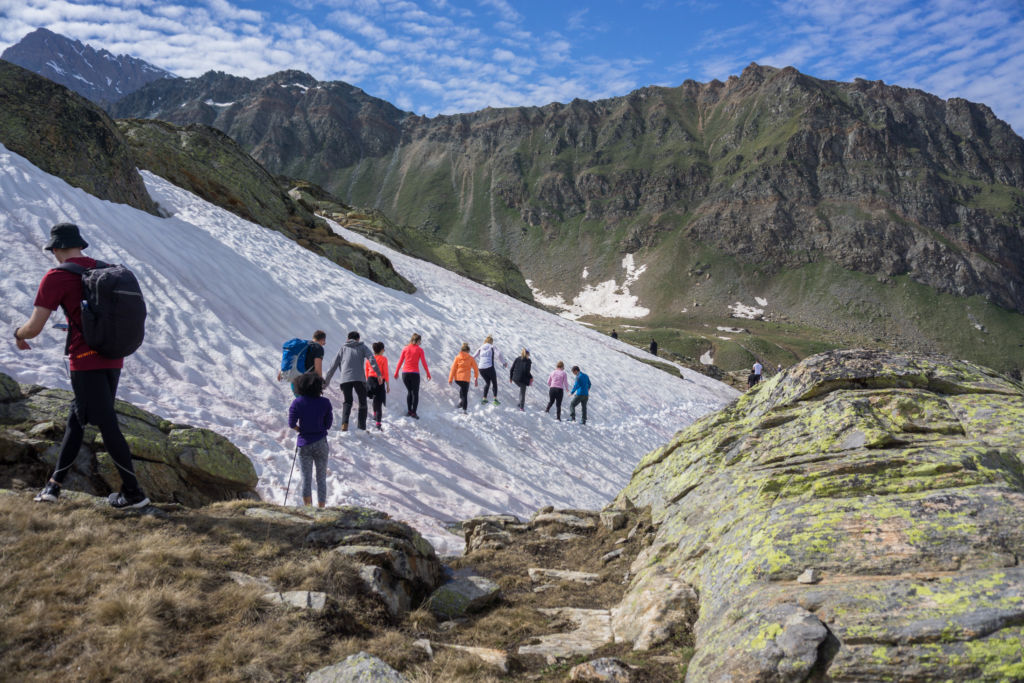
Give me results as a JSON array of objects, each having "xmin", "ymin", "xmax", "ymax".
[
  {"xmin": 547, "ymin": 369, "xmax": 570, "ymax": 391},
  {"xmin": 288, "ymin": 395, "xmax": 334, "ymax": 447}
]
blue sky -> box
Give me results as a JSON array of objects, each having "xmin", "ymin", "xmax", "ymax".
[{"xmin": 1, "ymin": 0, "xmax": 1023, "ymax": 133}]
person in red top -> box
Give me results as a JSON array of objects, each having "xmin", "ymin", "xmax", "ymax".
[
  {"xmin": 13, "ymin": 223, "xmax": 150, "ymax": 508},
  {"xmin": 365, "ymin": 341, "xmax": 390, "ymax": 430},
  {"xmin": 393, "ymin": 333, "xmax": 431, "ymax": 418}
]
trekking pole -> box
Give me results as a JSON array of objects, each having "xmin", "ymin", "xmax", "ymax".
[{"xmin": 282, "ymin": 441, "xmax": 299, "ymax": 506}]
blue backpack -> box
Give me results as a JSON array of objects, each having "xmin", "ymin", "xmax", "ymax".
[{"xmin": 279, "ymin": 338, "xmax": 311, "ymax": 381}]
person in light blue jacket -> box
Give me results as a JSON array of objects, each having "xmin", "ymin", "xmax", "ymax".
[{"xmin": 569, "ymin": 365, "xmax": 591, "ymax": 425}]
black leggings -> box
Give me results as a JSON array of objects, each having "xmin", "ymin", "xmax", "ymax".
[
  {"xmin": 53, "ymin": 369, "xmax": 141, "ymax": 494},
  {"xmin": 546, "ymin": 388, "xmax": 564, "ymax": 419},
  {"xmin": 455, "ymin": 380, "xmax": 470, "ymax": 410},
  {"xmin": 402, "ymin": 372, "xmax": 421, "ymax": 414},
  {"xmin": 368, "ymin": 377, "xmax": 385, "ymax": 424},
  {"xmin": 480, "ymin": 366, "xmax": 498, "ymax": 398},
  {"xmin": 515, "ymin": 381, "xmax": 529, "ymax": 409}
]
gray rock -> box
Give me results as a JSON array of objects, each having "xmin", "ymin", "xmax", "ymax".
[
  {"xmin": 425, "ymin": 575, "xmax": 501, "ymax": 619},
  {"xmin": 601, "ymin": 549, "xmax": 624, "ymax": 564},
  {"xmin": 518, "ymin": 608, "xmax": 613, "ymax": 663},
  {"xmin": 530, "ymin": 512, "xmax": 598, "ymax": 533},
  {"xmin": 797, "ymin": 568, "xmax": 822, "ymax": 584},
  {"xmin": 228, "ymin": 571, "xmax": 274, "ymax": 591},
  {"xmin": 263, "ymin": 591, "xmax": 328, "ymax": 612},
  {"xmin": 434, "ymin": 643, "xmax": 509, "ymax": 673},
  {"xmin": 528, "ymin": 567, "xmax": 600, "ymax": 585},
  {"xmin": 306, "ymin": 652, "xmax": 406, "ymax": 682},
  {"xmin": 600, "ymin": 510, "xmax": 628, "ymax": 531},
  {"xmin": 569, "ymin": 657, "xmax": 636, "ymax": 682}
]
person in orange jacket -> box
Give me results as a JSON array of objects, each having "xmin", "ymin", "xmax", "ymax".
[
  {"xmin": 448, "ymin": 342, "xmax": 480, "ymax": 413},
  {"xmin": 365, "ymin": 341, "xmax": 390, "ymax": 430}
]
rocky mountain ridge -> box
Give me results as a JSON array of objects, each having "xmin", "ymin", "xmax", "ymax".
[{"xmin": 1, "ymin": 28, "xmax": 173, "ymax": 104}]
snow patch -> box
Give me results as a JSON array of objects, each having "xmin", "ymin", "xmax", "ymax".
[
  {"xmin": 755, "ymin": 296, "xmax": 768, "ymax": 306},
  {"xmin": 528, "ymin": 254, "xmax": 650, "ymax": 320},
  {"xmin": 44, "ymin": 61, "xmax": 66, "ymax": 76},
  {"xmin": 581, "ymin": 267, "xmax": 589, "ymax": 279},
  {"xmin": 729, "ymin": 301, "xmax": 764, "ymax": 320},
  {"xmin": 700, "ymin": 350, "xmax": 714, "ymax": 365},
  {"xmin": 204, "ymin": 99, "xmax": 236, "ymax": 107},
  {"xmin": 717, "ymin": 326, "xmax": 745, "ymax": 333}
]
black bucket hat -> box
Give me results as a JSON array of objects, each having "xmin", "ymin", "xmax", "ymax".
[{"xmin": 44, "ymin": 223, "xmax": 89, "ymax": 251}]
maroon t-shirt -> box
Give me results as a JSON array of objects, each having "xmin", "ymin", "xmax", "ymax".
[{"xmin": 33, "ymin": 256, "xmax": 124, "ymax": 371}]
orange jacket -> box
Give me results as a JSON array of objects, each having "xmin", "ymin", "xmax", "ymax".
[
  {"xmin": 365, "ymin": 355, "xmax": 389, "ymax": 382},
  {"xmin": 448, "ymin": 351, "xmax": 479, "ymax": 383}
]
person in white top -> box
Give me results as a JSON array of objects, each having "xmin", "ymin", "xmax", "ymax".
[
  {"xmin": 752, "ymin": 361, "xmax": 764, "ymax": 385},
  {"xmin": 473, "ymin": 335, "xmax": 507, "ymax": 404}
]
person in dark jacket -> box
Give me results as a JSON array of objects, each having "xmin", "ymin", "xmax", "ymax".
[
  {"xmin": 509, "ymin": 348, "xmax": 533, "ymax": 411},
  {"xmin": 649, "ymin": 338, "xmax": 658, "ymax": 355},
  {"xmin": 288, "ymin": 373, "xmax": 333, "ymax": 507}
]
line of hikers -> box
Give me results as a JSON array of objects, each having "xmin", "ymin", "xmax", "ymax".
[{"xmin": 282, "ymin": 331, "xmax": 593, "ymax": 507}]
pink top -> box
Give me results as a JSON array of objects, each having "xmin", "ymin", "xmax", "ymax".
[
  {"xmin": 395, "ymin": 343, "xmax": 431, "ymax": 379},
  {"xmin": 547, "ymin": 369, "xmax": 570, "ymax": 391}
]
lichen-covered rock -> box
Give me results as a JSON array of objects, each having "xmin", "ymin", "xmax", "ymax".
[
  {"xmin": 306, "ymin": 652, "xmax": 406, "ymax": 683},
  {"xmin": 0, "ymin": 372, "xmax": 258, "ymax": 505},
  {"xmin": 424, "ymin": 575, "xmax": 501, "ymax": 619},
  {"xmin": 616, "ymin": 349, "xmax": 1024, "ymax": 681}
]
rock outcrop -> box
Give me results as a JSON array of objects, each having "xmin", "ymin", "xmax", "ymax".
[
  {"xmin": 0, "ymin": 372, "xmax": 258, "ymax": 505},
  {"xmin": 615, "ymin": 349, "xmax": 1024, "ymax": 680},
  {"xmin": 0, "ymin": 60, "xmax": 159, "ymax": 215},
  {"xmin": 116, "ymin": 119, "xmax": 415, "ymax": 294}
]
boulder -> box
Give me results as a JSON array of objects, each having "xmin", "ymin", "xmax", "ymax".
[
  {"xmin": 518, "ymin": 607, "xmax": 613, "ymax": 664},
  {"xmin": 569, "ymin": 657, "xmax": 636, "ymax": 682},
  {"xmin": 424, "ymin": 575, "xmax": 501, "ymax": 619},
  {"xmin": 0, "ymin": 372, "xmax": 258, "ymax": 505},
  {"xmin": 615, "ymin": 350, "xmax": 1024, "ymax": 680},
  {"xmin": 306, "ymin": 652, "xmax": 406, "ymax": 682},
  {"xmin": 463, "ymin": 514, "xmax": 523, "ymax": 552}
]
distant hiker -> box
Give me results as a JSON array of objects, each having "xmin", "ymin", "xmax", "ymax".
[
  {"xmin": 610, "ymin": 329, "xmax": 618, "ymax": 339},
  {"xmin": 448, "ymin": 343, "xmax": 480, "ymax": 413},
  {"xmin": 15, "ymin": 223, "xmax": 149, "ymax": 508},
  {"xmin": 365, "ymin": 341, "xmax": 389, "ymax": 430},
  {"xmin": 509, "ymin": 348, "xmax": 533, "ymax": 411},
  {"xmin": 324, "ymin": 331, "xmax": 380, "ymax": 431},
  {"xmin": 752, "ymin": 360, "xmax": 763, "ymax": 385},
  {"xmin": 288, "ymin": 372, "xmax": 333, "ymax": 507},
  {"xmin": 278, "ymin": 330, "xmax": 326, "ymax": 396},
  {"xmin": 747, "ymin": 372, "xmax": 758, "ymax": 389},
  {"xmin": 649, "ymin": 338, "xmax": 658, "ymax": 356},
  {"xmin": 395, "ymin": 333, "xmax": 431, "ymax": 418},
  {"xmin": 776, "ymin": 363, "xmax": 783, "ymax": 375},
  {"xmin": 569, "ymin": 365, "xmax": 591, "ymax": 425},
  {"xmin": 545, "ymin": 361, "xmax": 571, "ymax": 420},
  {"xmin": 473, "ymin": 335, "xmax": 507, "ymax": 405}
]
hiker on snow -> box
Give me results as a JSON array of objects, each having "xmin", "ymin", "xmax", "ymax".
[
  {"xmin": 509, "ymin": 348, "xmax": 533, "ymax": 411},
  {"xmin": 324, "ymin": 331, "xmax": 380, "ymax": 432},
  {"xmin": 365, "ymin": 341, "xmax": 389, "ymax": 430},
  {"xmin": 569, "ymin": 365, "xmax": 591, "ymax": 425},
  {"xmin": 448, "ymin": 342, "xmax": 480, "ymax": 413},
  {"xmin": 472, "ymin": 335, "xmax": 507, "ymax": 404},
  {"xmin": 15, "ymin": 223, "xmax": 150, "ymax": 508},
  {"xmin": 288, "ymin": 372, "xmax": 333, "ymax": 507},
  {"xmin": 277, "ymin": 330, "xmax": 326, "ymax": 396},
  {"xmin": 394, "ymin": 333, "xmax": 431, "ymax": 419},
  {"xmin": 545, "ymin": 360, "xmax": 571, "ymax": 421}
]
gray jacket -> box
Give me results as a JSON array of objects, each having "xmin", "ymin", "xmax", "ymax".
[{"xmin": 325, "ymin": 339, "xmax": 381, "ymax": 386}]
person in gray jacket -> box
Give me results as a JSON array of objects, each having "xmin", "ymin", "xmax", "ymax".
[{"xmin": 325, "ymin": 331, "xmax": 381, "ymax": 431}]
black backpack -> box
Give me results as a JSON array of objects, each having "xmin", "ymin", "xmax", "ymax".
[{"xmin": 57, "ymin": 261, "xmax": 147, "ymax": 358}]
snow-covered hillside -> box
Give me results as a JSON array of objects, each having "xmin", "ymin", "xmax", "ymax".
[{"xmin": 0, "ymin": 143, "xmax": 737, "ymax": 553}]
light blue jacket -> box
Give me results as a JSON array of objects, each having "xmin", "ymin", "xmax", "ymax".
[{"xmin": 571, "ymin": 372, "xmax": 591, "ymax": 396}]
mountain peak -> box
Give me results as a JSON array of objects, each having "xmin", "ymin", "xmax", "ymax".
[{"xmin": 1, "ymin": 28, "xmax": 175, "ymax": 104}]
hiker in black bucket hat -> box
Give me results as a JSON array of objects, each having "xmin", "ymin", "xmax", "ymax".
[{"xmin": 14, "ymin": 222, "xmax": 150, "ymax": 509}]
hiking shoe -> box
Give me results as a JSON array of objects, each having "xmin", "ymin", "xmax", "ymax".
[
  {"xmin": 341, "ymin": 423, "xmax": 349, "ymax": 432},
  {"xmin": 410, "ymin": 412, "xmax": 420, "ymax": 419},
  {"xmin": 493, "ymin": 399, "xmax": 500, "ymax": 405},
  {"xmin": 481, "ymin": 397, "xmax": 489, "ymax": 404},
  {"xmin": 108, "ymin": 490, "xmax": 150, "ymax": 509},
  {"xmin": 34, "ymin": 481, "xmax": 61, "ymax": 503},
  {"xmin": 375, "ymin": 422, "xmax": 382, "ymax": 431}
]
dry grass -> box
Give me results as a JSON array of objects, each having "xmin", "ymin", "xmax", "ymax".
[{"xmin": 0, "ymin": 493, "xmax": 689, "ymax": 681}]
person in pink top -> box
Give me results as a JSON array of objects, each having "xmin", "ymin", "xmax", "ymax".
[
  {"xmin": 545, "ymin": 360, "xmax": 571, "ymax": 421},
  {"xmin": 394, "ymin": 333, "xmax": 431, "ymax": 418}
]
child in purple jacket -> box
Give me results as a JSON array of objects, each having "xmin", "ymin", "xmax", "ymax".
[
  {"xmin": 288, "ymin": 373, "xmax": 334, "ymax": 507},
  {"xmin": 545, "ymin": 361, "xmax": 571, "ymax": 421}
]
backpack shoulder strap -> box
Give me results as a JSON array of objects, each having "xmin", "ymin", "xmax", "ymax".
[{"xmin": 55, "ymin": 262, "xmax": 87, "ymax": 275}]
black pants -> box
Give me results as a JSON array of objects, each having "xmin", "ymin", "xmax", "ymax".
[
  {"xmin": 340, "ymin": 381, "xmax": 368, "ymax": 429},
  {"xmin": 515, "ymin": 381, "xmax": 529, "ymax": 409},
  {"xmin": 546, "ymin": 388, "xmax": 564, "ymax": 419},
  {"xmin": 53, "ymin": 368, "xmax": 142, "ymax": 494},
  {"xmin": 402, "ymin": 372, "xmax": 421, "ymax": 414},
  {"xmin": 480, "ymin": 366, "xmax": 498, "ymax": 398},
  {"xmin": 455, "ymin": 380, "xmax": 470, "ymax": 410},
  {"xmin": 570, "ymin": 394, "xmax": 588, "ymax": 424},
  {"xmin": 368, "ymin": 377, "xmax": 385, "ymax": 424}
]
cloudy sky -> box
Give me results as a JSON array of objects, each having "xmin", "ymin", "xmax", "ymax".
[{"xmin": 1, "ymin": 0, "xmax": 1022, "ymax": 133}]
